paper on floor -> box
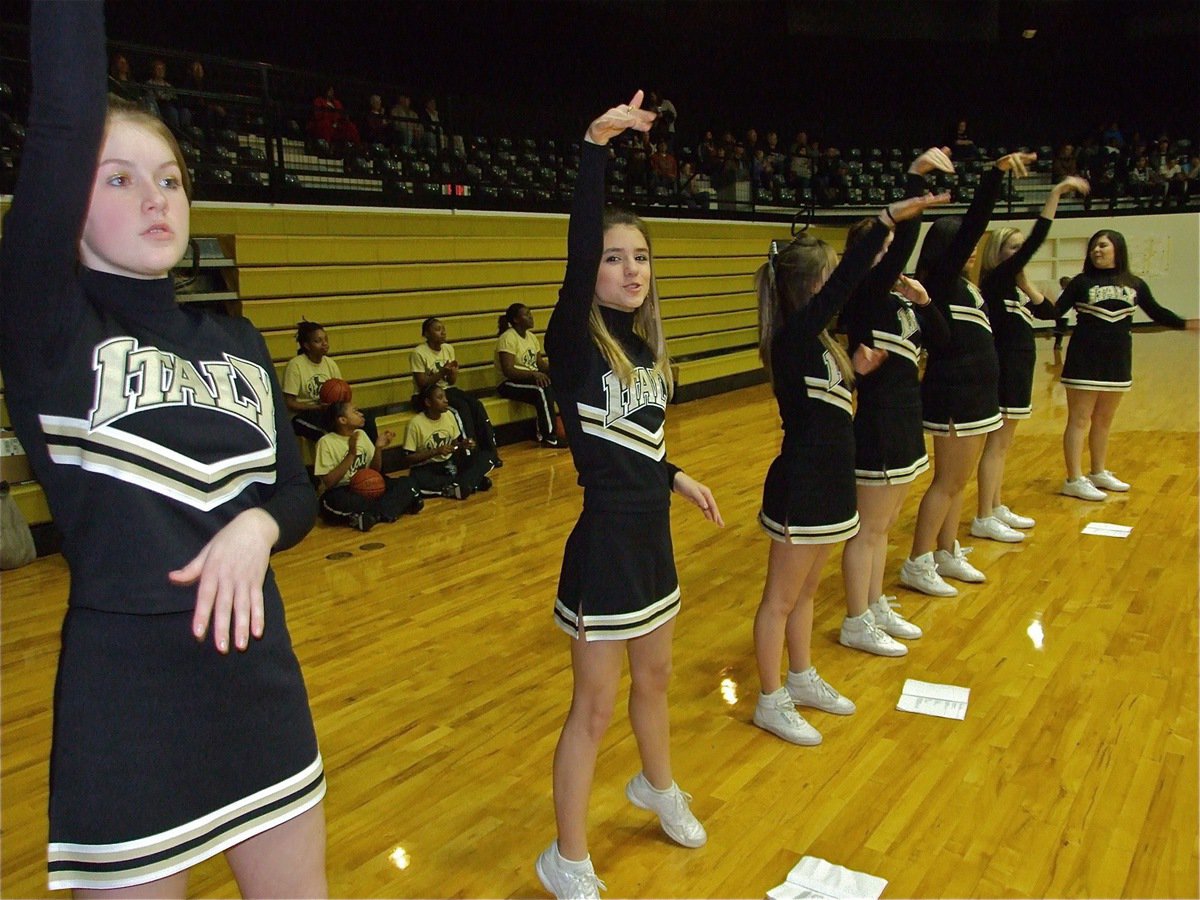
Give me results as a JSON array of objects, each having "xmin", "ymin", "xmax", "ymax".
[
  {"xmin": 896, "ymin": 678, "xmax": 969, "ymax": 720},
  {"xmin": 766, "ymin": 855, "xmax": 888, "ymax": 899},
  {"xmin": 1081, "ymin": 522, "xmax": 1132, "ymax": 538}
]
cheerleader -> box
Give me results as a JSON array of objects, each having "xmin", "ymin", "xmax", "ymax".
[
  {"xmin": 752, "ymin": 190, "xmax": 946, "ymax": 742},
  {"xmin": 0, "ymin": 3, "xmax": 326, "ymax": 893},
  {"xmin": 1056, "ymin": 229, "xmax": 1187, "ymax": 500},
  {"xmin": 535, "ymin": 94, "xmax": 723, "ymax": 900},
  {"xmin": 899, "ymin": 151, "xmax": 1036, "ymax": 597},
  {"xmin": 972, "ymin": 176, "xmax": 1090, "ymax": 540},
  {"xmin": 838, "ymin": 148, "xmax": 953, "ymax": 657}
]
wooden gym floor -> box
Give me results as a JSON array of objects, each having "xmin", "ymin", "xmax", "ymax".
[{"xmin": 2, "ymin": 329, "xmax": 1196, "ymax": 898}]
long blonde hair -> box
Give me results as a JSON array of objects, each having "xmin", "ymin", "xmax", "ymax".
[
  {"xmin": 981, "ymin": 226, "xmax": 1022, "ymax": 280},
  {"xmin": 588, "ymin": 209, "xmax": 673, "ymax": 397},
  {"xmin": 756, "ymin": 235, "xmax": 853, "ymax": 385}
]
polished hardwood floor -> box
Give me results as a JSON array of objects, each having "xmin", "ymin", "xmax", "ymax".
[{"xmin": 2, "ymin": 330, "xmax": 1196, "ymax": 898}]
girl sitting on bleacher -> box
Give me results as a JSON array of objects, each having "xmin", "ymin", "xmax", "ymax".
[
  {"xmin": 495, "ymin": 303, "xmax": 566, "ymax": 448},
  {"xmin": 283, "ymin": 319, "xmax": 377, "ymax": 444},
  {"xmin": 411, "ymin": 316, "xmax": 501, "ymax": 469},
  {"xmin": 401, "ymin": 383, "xmax": 493, "ymax": 500}
]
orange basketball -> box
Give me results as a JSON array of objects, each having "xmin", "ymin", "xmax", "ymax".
[
  {"xmin": 349, "ymin": 468, "xmax": 385, "ymax": 500},
  {"xmin": 319, "ymin": 378, "xmax": 352, "ymax": 404}
]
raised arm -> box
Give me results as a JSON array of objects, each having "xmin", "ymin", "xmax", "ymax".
[
  {"xmin": 545, "ymin": 93, "xmax": 655, "ymax": 389},
  {"xmin": 0, "ymin": 0, "xmax": 108, "ymax": 368}
]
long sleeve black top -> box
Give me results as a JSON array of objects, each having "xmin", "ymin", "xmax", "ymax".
[
  {"xmin": 980, "ymin": 216, "xmax": 1058, "ymax": 352},
  {"xmin": 1054, "ymin": 271, "xmax": 1186, "ymax": 334},
  {"xmin": 0, "ymin": 1, "xmax": 316, "ymax": 614}
]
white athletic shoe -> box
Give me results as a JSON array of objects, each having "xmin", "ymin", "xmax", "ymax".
[
  {"xmin": 934, "ymin": 541, "xmax": 986, "ymax": 583},
  {"xmin": 536, "ymin": 842, "xmax": 605, "ymax": 899},
  {"xmin": 840, "ymin": 609, "xmax": 907, "ymax": 657},
  {"xmin": 993, "ymin": 505, "xmax": 1035, "ymax": 529},
  {"xmin": 786, "ymin": 666, "xmax": 856, "ymax": 715},
  {"xmin": 753, "ymin": 687, "xmax": 822, "ymax": 745},
  {"xmin": 970, "ymin": 515, "xmax": 1025, "ymax": 543},
  {"xmin": 1089, "ymin": 470, "xmax": 1130, "ymax": 492},
  {"xmin": 899, "ymin": 552, "xmax": 959, "ymax": 597},
  {"xmin": 870, "ymin": 594, "xmax": 923, "ymax": 640},
  {"xmin": 625, "ymin": 773, "xmax": 707, "ymax": 848},
  {"xmin": 1062, "ymin": 476, "xmax": 1106, "ymax": 501}
]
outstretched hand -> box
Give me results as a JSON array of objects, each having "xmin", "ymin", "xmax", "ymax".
[
  {"xmin": 672, "ymin": 471, "xmax": 724, "ymax": 527},
  {"xmin": 885, "ymin": 191, "xmax": 952, "ymax": 224},
  {"xmin": 585, "ymin": 91, "xmax": 657, "ymax": 146},
  {"xmin": 910, "ymin": 146, "xmax": 955, "ymax": 176},
  {"xmin": 996, "ymin": 152, "xmax": 1037, "ymax": 178}
]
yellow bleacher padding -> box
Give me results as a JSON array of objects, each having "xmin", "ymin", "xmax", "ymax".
[{"xmin": 673, "ymin": 347, "xmax": 763, "ymax": 387}]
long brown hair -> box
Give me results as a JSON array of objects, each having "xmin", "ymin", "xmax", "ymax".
[
  {"xmin": 105, "ymin": 97, "xmax": 193, "ymax": 201},
  {"xmin": 756, "ymin": 235, "xmax": 853, "ymax": 385},
  {"xmin": 588, "ymin": 208, "xmax": 673, "ymax": 396}
]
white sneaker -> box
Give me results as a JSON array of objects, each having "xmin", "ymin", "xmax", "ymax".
[
  {"xmin": 934, "ymin": 541, "xmax": 985, "ymax": 583},
  {"xmin": 870, "ymin": 594, "xmax": 923, "ymax": 640},
  {"xmin": 786, "ymin": 666, "xmax": 856, "ymax": 715},
  {"xmin": 536, "ymin": 842, "xmax": 606, "ymax": 899},
  {"xmin": 754, "ymin": 687, "xmax": 822, "ymax": 745},
  {"xmin": 993, "ymin": 505, "xmax": 1035, "ymax": 529},
  {"xmin": 1089, "ymin": 470, "xmax": 1129, "ymax": 492},
  {"xmin": 840, "ymin": 609, "xmax": 907, "ymax": 657},
  {"xmin": 899, "ymin": 552, "xmax": 958, "ymax": 597},
  {"xmin": 625, "ymin": 773, "xmax": 707, "ymax": 848},
  {"xmin": 1062, "ymin": 476, "xmax": 1106, "ymax": 501},
  {"xmin": 970, "ymin": 515, "xmax": 1025, "ymax": 543}
]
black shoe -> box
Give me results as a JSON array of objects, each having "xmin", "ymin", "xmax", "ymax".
[
  {"xmin": 476, "ymin": 476, "xmax": 493, "ymax": 492},
  {"xmin": 492, "ymin": 456, "xmax": 504, "ymax": 469},
  {"xmin": 406, "ymin": 496, "xmax": 425, "ymax": 515},
  {"xmin": 442, "ymin": 483, "xmax": 470, "ymax": 500},
  {"xmin": 350, "ymin": 511, "xmax": 379, "ymax": 532},
  {"xmin": 540, "ymin": 436, "xmax": 567, "ymax": 449}
]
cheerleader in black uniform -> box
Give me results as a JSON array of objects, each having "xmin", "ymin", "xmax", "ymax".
[
  {"xmin": 1056, "ymin": 229, "xmax": 1187, "ymax": 500},
  {"xmin": 838, "ymin": 148, "xmax": 953, "ymax": 657},
  {"xmin": 536, "ymin": 94, "xmax": 723, "ymax": 900},
  {"xmin": 0, "ymin": 3, "xmax": 326, "ymax": 894},
  {"xmin": 899, "ymin": 151, "xmax": 1036, "ymax": 598},
  {"xmin": 751, "ymin": 191, "xmax": 946, "ymax": 744},
  {"xmin": 972, "ymin": 176, "xmax": 1089, "ymax": 540}
]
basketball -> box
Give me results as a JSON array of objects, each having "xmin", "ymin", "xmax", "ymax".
[
  {"xmin": 349, "ymin": 468, "xmax": 385, "ymax": 500},
  {"xmin": 319, "ymin": 378, "xmax": 352, "ymax": 405}
]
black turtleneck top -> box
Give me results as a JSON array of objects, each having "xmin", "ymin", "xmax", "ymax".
[
  {"xmin": 0, "ymin": 1, "xmax": 316, "ymax": 614},
  {"xmin": 545, "ymin": 141, "xmax": 677, "ymax": 512}
]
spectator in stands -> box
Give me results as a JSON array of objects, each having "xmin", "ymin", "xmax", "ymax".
[
  {"xmin": 314, "ymin": 402, "xmax": 420, "ymax": 531},
  {"xmin": 1101, "ymin": 121, "xmax": 1126, "ymax": 152},
  {"xmin": 812, "ymin": 146, "xmax": 848, "ymax": 206},
  {"xmin": 495, "ymin": 303, "xmax": 564, "ymax": 448},
  {"xmin": 421, "ymin": 96, "xmax": 444, "ymax": 151},
  {"xmin": 697, "ymin": 129, "xmax": 718, "ymax": 172},
  {"xmin": 1157, "ymin": 153, "xmax": 1187, "ymax": 206},
  {"xmin": 648, "ymin": 90, "xmax": 677, "ymax": 150},
  {"xmin": 649, "ymin": 139, "xmax": 678, "ymax": 191},
  {"xmin": 181, "ymin": 60, "xmax": 226, "ymax": 136},
  {"xmin": 751, "ymin": 147, "xmax": 769, "ymax": 189},
  {"xmin": 363, "ymin": 93, "xmax": 390, "ymax": 145},
  {"xmin": 283, "ymin": 321, "xmax": 378, "ymax": 445},
  {"xmin": 411, "ymin": 316, "xmax": 501, "ymax": 470},
  {"xmin": 951, "ymin": 119, "xmax": 977, "ymax": 160},
  {"xmin": 1052, "ymin": 143, "xmax": 1078, "ymax": 180},
  {"xmin": 401, "ymin": 384, "xmax": 494, "ymax": 499},
  {"xmin": 628, "ymin": 135, "xmax": 651, "ymax": 189},
  {"xmin": 765, "ymin": 131, "xmax": 786, "ymax": 174},
  {"xmin": 676, "ymin": 160, "xmax": 711, "ymax": 208},
  {"xmin": 308, "ymin": 85, "xmax": 360, "ymax": 152},
  {"xmin": 724, "ymin": 142, "xmax": 751, "ymax": 184},
  {"xmin": 389, "ymin": 94, "xmax": 422, "ymax": 148},
  {"xmin": 144, "ymin": 58, "xmax": 189, "ymax": 134},
  {"xmin": 745, "ymin": 127, "xmax": 761, "ymax": 155},
  {"xmin": 1125, "ymin": 153, "xmax": 1154, "ymax": 206},
  {"xmin": 108, "ymin": 52, "xmax": 158, "ymax": 117}
]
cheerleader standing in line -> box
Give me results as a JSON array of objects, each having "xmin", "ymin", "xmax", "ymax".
[
  {"xmin": 535, "ymin": 93, "xmax": 723, "ymax": 900},
  {"xmin": 898, "ymin": 151, "xmax": 1036, "ymax": 598},
  {"xmin": 0, "ymin": 2, "xmax": 326, "ymax": 892},
  {"xmin": 837, "ymin": 148, "xmax": 953, "ymax": 657},
  {"xmin": 971, "ymin": 176, "xmax": 1090, "ymax": 540},
  {"xmin": 752, "ymin": 190, "xmax": 947, "ymax": 743},
  {"xmin": 1055, "ymin": 229, "xmax": 1186, "ymax": 500}
]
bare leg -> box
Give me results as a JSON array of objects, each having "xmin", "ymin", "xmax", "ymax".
[
  {"xmin": 627, "ymin": 618, "xmax": 676, "ymax": 790},
  {"xmin": 1063, "ymin": 388, "xmax": 1099, "ymax": 480},
  {"xmin": 842, "ymin": 484, "xmax": 906, "ymax": 616},
  {"xmin": 911, "ymin": 431, "xmax": 984, "ymax": 557},
  {"xmin": 1088, "ymin": 392, "xmax": 1124, "ymax": 474},
  {"xmin": 551, "ymin": 635, "xmax": 625, "ymax": 861},
  {"xmin": 753, "ymin": 541, "xmax": 826, "ymax": 693},
  {"xmin": 876, "ymin": 486, "xmax": 909, "ymax": 598},
  {"xmin": 977, "ymin": 418, "xmax": 1018, "ymax": 514},
  {"xmin": 226, "ymin": 803, "xmax": 328, "ymax": 899},
  {"xmin": 75, "ymin": 873, "xmax": 189, "ymax": 900},
  {"xmin": 784, "ymin": 545, "xmax": 832, "ymax": 672}
]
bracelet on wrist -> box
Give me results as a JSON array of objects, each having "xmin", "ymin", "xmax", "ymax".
[{"xmin": 882, "ymin": 207, "xmax": 897, "ymax": 227}]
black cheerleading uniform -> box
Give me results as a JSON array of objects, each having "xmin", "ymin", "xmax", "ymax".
[
  {"xmin": 1055, "ymin": 270, "xmax": 1186, "ymax": 391},
  {"xmin": 842, "ymin": 173, "xmax": 950, "ymax": 486},
  {"xmin": 0, "ymin": 3, "xmax": 323, "ymax": 889},
  {"xmin": 545, "ymin": 141, "xmax": 681, "ymax": 642},
  {"xmin": 920, "ymin": 167, "xmax": 1006, "ymax": 437},
  {"xmin": 759, "ymin": 221, "xmax": 891, "ymax": 544},
  {"xmin": 980, "ymin": 217, "xmax": 1059, "ymax": 418}
]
